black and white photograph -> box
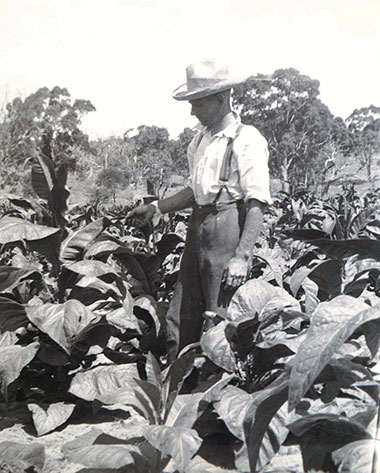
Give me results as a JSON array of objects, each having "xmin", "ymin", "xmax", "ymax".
[{"xmin": 0, "ymin": 1, "xmax": 380, "ymax": 472}]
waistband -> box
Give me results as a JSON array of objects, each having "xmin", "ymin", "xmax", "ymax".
[{"xmin": 192, "ymin": 199, "xmax": 244, "ymax": 214}]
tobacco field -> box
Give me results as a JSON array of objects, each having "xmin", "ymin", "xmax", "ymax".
[{"xmin": 1, "ymin": 153, "xmax": 380, "ymax": 473}]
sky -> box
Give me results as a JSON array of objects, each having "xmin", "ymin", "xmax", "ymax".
[{"xmin": 0, "ymin": 0, "xmax": 379, "ymax": 139}]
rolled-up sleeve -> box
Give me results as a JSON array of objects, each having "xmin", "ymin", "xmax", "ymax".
[{"xmin": 233, "ymin": 126, "xmax": 272, "ymax": 205}]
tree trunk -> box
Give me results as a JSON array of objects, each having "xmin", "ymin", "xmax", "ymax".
[
  {"xmin": 281, "ymin": 159, "xmax": 290, "ymax": 193},
  {"xmin": 366, "ymin": 151, "xmax": 373, "ymax": 188}
]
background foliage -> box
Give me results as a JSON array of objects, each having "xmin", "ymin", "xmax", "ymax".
[{"xmin": 1, "ymin": 67, "xmax": 380, "ymax": 206}]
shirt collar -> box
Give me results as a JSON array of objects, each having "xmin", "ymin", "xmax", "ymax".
[{"xmin": 197, "ymin": 112, "xmax": 241, "ymax": 139}]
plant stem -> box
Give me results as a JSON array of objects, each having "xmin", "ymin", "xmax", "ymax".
[{"xmin": 371, "ymin": 384, "xmax": 380, "ymax": 473}]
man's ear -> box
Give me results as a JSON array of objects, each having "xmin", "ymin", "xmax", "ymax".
[{"xmin": 216, "ymin": 92, "xmax": 225, "ymax": 104}]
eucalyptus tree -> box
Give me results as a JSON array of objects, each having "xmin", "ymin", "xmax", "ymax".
[
  {"xmin": 232, "ymin": 68, "xmax": 350, "ymax": 192},
  {"xmin": 346, "ymin": 105, "xmax": 380, "ymax": 186}
]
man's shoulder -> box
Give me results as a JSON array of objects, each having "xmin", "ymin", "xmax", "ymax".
[{"xmin": 235, "ymin": 122, "xmax": 267, "ymax": 145}]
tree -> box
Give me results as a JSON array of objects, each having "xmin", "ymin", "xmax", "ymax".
[
  {"xmin": 232, "ymin": 68, "xmax": 350, "ymax": 192},
  {"xmin": 84, "ymin": 137, "xmax": 132, "ymax": 179},
  {"xmin": 96, "ymin": 167, "xmax": 127, "ymax": 205},
  {"xmin": 346, "ymin": 105, "xmax": 380, "ymax": 185},
  {"xmin": 169, "ymin": 127, "xmax": 196, "ymax": 175},
  {"xmin": 124, "ymin": 125, "xmax": 174, "ymax": 196},
  {"xmin": 0, "ymin": 86, "xmax": 95, "ymax": 192}
]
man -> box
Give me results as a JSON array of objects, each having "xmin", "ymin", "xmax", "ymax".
[{"xmin": 128, "ymin": 59, "xmax": 272, "ymax": 356}]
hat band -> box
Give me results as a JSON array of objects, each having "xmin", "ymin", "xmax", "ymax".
[{"xmin": 187, "ymin": 77, "xmax": 230, "ymax": 90}]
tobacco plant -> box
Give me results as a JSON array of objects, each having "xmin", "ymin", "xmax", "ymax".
[{"xmin": 1, "ymin": 169, "xmax": 380, "ymax": 473}]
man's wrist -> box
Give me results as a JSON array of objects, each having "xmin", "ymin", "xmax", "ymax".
[
  {"xmin": 233, "ymin": 250, "xmax": 252, "ymax": 261},
  {"xmin": 150, "ymin": 200, "xmax": 163, "ymax": 216}
]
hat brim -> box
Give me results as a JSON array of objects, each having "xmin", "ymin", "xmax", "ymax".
[{"xmin": 172, "ymin": 79, "xmax": 244, "ymax": 101}]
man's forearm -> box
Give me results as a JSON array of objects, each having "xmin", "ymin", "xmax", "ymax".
[
  {"xmin": 234, "ymin": 199, "xmax": 266, "ymax": 260},
  {"xmin": 157, "ymin": 186, "xmax": 195, "ymax": 214}
]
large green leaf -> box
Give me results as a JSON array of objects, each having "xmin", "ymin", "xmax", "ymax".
[
  {"xmin": 27, "ymin": 231, "xmax": 62, "ymax": 271},
  {"xmin": 0, "ymin": 217, "xmax": 61, "ymax": 271},
  {"xmin": 301, "ymin": 276, "xmax": 320, "ymax": 314},
  {"xmin": 214, "ymin": 386, "xmax": 251, "ymax": 440},
  {"xmin": 0, "ymin": 216, "xmax": 59, "ymax": 244},
  {"xmin": 343, "ymin": 257, "xmax": 380, "ymax": 293},
  {"xmin": 84, "ymin": 239, "xmax": 120, "ymax": 259},
  {"xmin": 144, "ymin": 425, "xmax": 202, "ymax": 473},
  {"xmin": 254, "ymin": 247, "xmax": 287, "ymax": 287},
  {"xmin": 161, "ymin": 350, "xmax": 196, "ymax": 420},
  {"xmin": 36, "ymin": 342, "xmax": 69, "ymax": 366},
  {"xmin": 62, "ymin": 430, "xmax": 156, "ymax": 471},
  {"xmin": 256, "ymin": 333, "xmax": 306, "ymax": 356},
  {"xmin": 289, "ymin": 264, "xmax": 318, "ymax": 297},
  {"xmin": 165, "ymin": 374, "xmax": 234, "ymax": 428},
  {"xmin": 349, "ymin": 206, "xmax": 380, "ymax": 237},
  {"xmin": 200, "ymin": 321, "xmax": 236, "ymax": 373},
  {"xmin": 145, "ymin": 352, "xmax": 162, "ymax": 388},
  {"xmin": 65, "ymin": 260, "xmax": 120, "ymax": 278},
  {"xmin": 227, "ymin": 279, "xmax": 300, "ymax": 323},
  {"xmin": 319, "ymin": 357, "xmax": 374, "ymax": 403},
  {"xmin": 0, "ymin": 297, "xmax": 28, "ymax": 332},
  {"xmin": 75, "ymin": 276, "xmax": 121, "ymax": 297},
  {"xmin": 308, "ymin": 259, "xmax": 345, "ymax": 299},
  {"xmin": 163, "ymin": 349, "xmax": 195, "ymax": 397},
  {"xmin": 332, "ymin": 440, "xmax": 374, "ymax": 473},
  {"xmin": 63, "ymin": 439, "xmax": 138, "ymax": 469},
  {"xmin": 129, "ymin": 440, "xmax": 168, "ymax": 473},
  {"xmin": 0, "ymin": 266, "xmax": 33, "ymax": 293},
  {"xmin": 134, "ymin": 296, "xmax": 160, "ymax": 337},
  {"xmin": 106, "ymin": 300, "xmax": 140, "ymax": 333},
  {"xmin": 101, "ymin": 385, "xmax": 158, "ymax": 423},
  {"xmin": 60, "ymin": 218, "xmax": 110, "ymax": 263},
  {"xmin": 0, "ymin": 441, "xmax": 45, "ymax": 472},
  {"xmin": 0, "ymin": 342, "xmax": 40, "ymax": 397},
  {"xmin": 68, "ymin": 364, "xmax": 138, "ymax": 401},
  {"xmin": 49, "ymin": 163, "xmax": 70, "ymax": 228},
  {"xmin": 361, "ymin": 318, "xmax": 380, "ymax": 357},
  {"xmin": 165, "ymin": 393, "xmax": 203, "ymax": 428},
  {"xmin": 134, "ymin": 379, "xmax": 161, "ymax": 418},
  {"xmin": 243, "ymin": 372, "xmax": 289, "ymax": 473},
  {"xmin": 156, "ymin": 233, "xmax": 184, "ymax": 261},
  {"xmin": 5, "ymin": 194, "xmax": 34, "ymax": 210},
  {"xmin": 113, "ymin": 247, "xmax": 160, "ymax": 295},
  {"xmin": 288, "ymin": 414, "xmax": 371, "ymax": 472},
  {"xmin": 25, "ymin": 300, "xmax": 100, "ymax": 354},
  {"xmin": 31, "ymin": 151, "xmax": 55, "ymax": 199},
  {"xmin": 236, "ymin": 410, "xmax": 289, "ymax": 473},
  {"xmin": 306, "ymin": 238, "xmax": 380, "ymax": 260},
  {"xmin": 288, "ymin": 296, "xmax": 380, "ymax": 411},
  {"xmin": 28, "ymin": 402, "xmax": 75, "ymax": 436},
  {"xmin": 0, "ymin": 331, "xmax": 18, "ymax": 347}
]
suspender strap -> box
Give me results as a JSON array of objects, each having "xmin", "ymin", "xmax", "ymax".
[
  {"xmin": 194, "ymin": 123, "xmax": 244, "ymax": 205},
  {"xmin": 218, "ymin": 137, "xmax": 234, "ymax": 183},
  {"xmin": 218, "ymin": 123, "xmax": 244, "ymax": 183},
  {"xmin": 193, "ymin": 131, "xmax": 204, "ymax": 151},
  {"xmin": 213, "ymin": 123, "xmax": 244, "ymax": 204}
]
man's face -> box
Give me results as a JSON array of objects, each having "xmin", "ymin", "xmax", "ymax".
[{"xmin": 189, "ymin": 94, "xmax": 222, "ymax": 128}]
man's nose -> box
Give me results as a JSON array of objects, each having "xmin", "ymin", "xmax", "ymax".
[{"xmin": 191, "ymin": 105, "xmax": 196, "ymax": 116}]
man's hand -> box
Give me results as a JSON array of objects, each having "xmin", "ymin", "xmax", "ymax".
[
  {"xmin": 127, "ymin": 204, "xmax": 156, "ymax": 227},
  {"xmin": 221, "ymin": 255, "xmax": 251, "ymax": 291}
]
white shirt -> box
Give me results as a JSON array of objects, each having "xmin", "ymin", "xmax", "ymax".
[{"xmin": 187, "ymin": 115, "xmax": 272, "ymax": 205}]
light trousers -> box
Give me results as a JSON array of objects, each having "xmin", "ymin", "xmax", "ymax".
[{"xmin": 166, "ymin": 200, "xmax": 245, "ymax": 359}]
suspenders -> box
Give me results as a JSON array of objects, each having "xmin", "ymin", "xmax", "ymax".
[
  {"xmin": 193, "ymin": 123, "xmax": 244, "ymax": 206},
  {"xmin": 213, "ymin": 123, "xmax": 244, "ymax": 204}
]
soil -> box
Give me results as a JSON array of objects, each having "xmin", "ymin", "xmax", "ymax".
[{"xmin": 0, "ymin": 402, "xmax": 303, "ymax": 473}]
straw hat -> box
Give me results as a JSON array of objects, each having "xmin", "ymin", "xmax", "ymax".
[{"xmin": 172, "ymin": 59, "xmax": 244, "ymax": 101}]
